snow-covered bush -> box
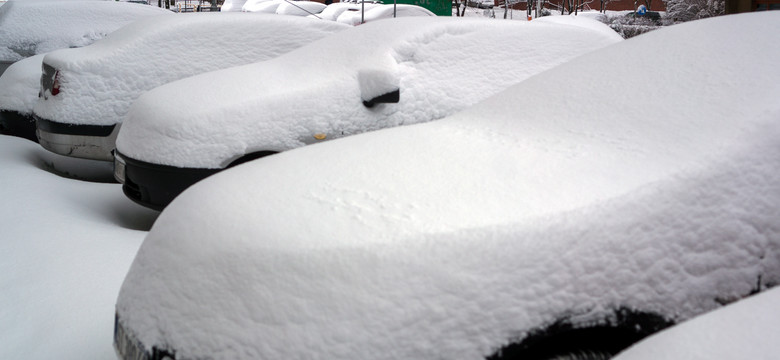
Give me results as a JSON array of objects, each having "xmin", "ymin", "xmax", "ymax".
[
  {"xmin": 602, "ymin": 13, "xmax": 662, "ymax": 38},
  {"xmin": 663, "ymin": 0, "xmax": 724, "ymax": 23}
]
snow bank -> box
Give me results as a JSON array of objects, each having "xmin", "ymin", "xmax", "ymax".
[
  {"xmin": 0, "ymin": 54, "xmax": 44, "ymax": 114},
  {"xmin": 117, "ymin": 11, "xmax": 780, "ymax": 360},
  {"xmin": 0, "ymin": 0, "xmax": 171, "ymax": 62},
  {"xmin": 614, "ymin": 287, "xmax": 780, "ymax": 359},
  {"xmin": 116, "ymin": 16, "xmax": 621, "ymax": 168},
  {"xmin": 32, "ymin": 13, "xmax": 347, "ymax": 126},
  {"xmin": 0, "ymin": 135, "xmax": 158, "ymax": 359}
]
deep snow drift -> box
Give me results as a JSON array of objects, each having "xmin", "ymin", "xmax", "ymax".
[
  {"xmin": 115, "ymin": 11, "xmax": 780, "ymax": 359},
  {"xmin": 0, "ymin": 135, "xmax": 158, "ymax": 359}
]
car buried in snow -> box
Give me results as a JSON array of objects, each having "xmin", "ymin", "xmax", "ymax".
[
  {"xmin": 114, "ymin": 12, "xmax": 780, "ymax": 360},
  {"xmin": 0, "ymin": 0, "xmax": 171, "ymax": 139},
  {"xmin": 113, "ymin": 16, "xmax": 622, "ymax": 210},
  {"xmin": 32, "ymin": 13, "xmax": 347, "ymax": 163}
]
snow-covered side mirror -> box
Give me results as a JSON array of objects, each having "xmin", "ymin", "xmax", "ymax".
[{"xmin": 358, "ymin": 69, "xmax": 399, "ymax": 108}]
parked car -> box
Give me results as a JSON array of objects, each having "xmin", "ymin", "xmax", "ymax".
[
  {"xmin": 275, "ymin": 0, "xmax": 327, "ymax": 16},
  {"xmin": 614, "ymin": 287, "xmax": 780, "ymax": 359},
  {"xmin": 113, "ymin": 16, "xmax": 621, "ymax": 210},
  {"xmin": 32, "ymin": 13, "xmax": 347, "ymax": 162},
  {"xmin": 311, "ymin": 2, "xmax": 381, "ymax": 21},
  {"xmin": 0, "ymin": 0, "xmax": 171, "ymax": 77},
  {"xmin": 337, "ymin": 3, "xmax": 434, "ymax": 25},
  {"xmin": 219, "ymin": 0, "xmax": 247, "ymax": 11},
  {"xmin": 0, "ymin": 54, "xmax": 43, "ymax": 142},
  {"xmin": 114, "ymin": 11, "xmax": 780, "ymax": 360}
]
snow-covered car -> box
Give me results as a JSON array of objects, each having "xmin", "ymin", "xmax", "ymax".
[
  {"xmin": 613, "ymin": 287, "xmax": 780, "ymax": 359},
  {"xmin": 0, "ymin": 0, "xmax": 171, "ymax": 76},
  {"xmin": 0, "ymin": 1, "xmax": 171, "ymax": 140},
  {"xmin": 32, "ymin": 13, "xmax": 347, "ymax": 162},
  {"xmin": 0, "ymin": 54, "xmax": 44, "ymax": 142},
  {"xmin": 113, "ymin": 16, "xmax": 621, "ymax": 210},
  {"xmin": 275, "ymin": 0, "xmax": 327, "ymax": 16},
  {"xmin": 337, "ymin": 3, "xmax": 434, "ymax": 25},
  {"xmin": 219, "ymin": 0, "xmax": 247, "ymax": 11},
  {"xmin": 311, "ymin": 2, "xmax": 380, "ymax": 21},
  {"xmin": 114, "ymin": 12, "xmax": 780, "ymax": 360}
]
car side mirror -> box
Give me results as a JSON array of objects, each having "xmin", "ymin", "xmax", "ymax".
[{"xmin": 358, "ymin": 69, "xmax": 400, "ymax": 108}]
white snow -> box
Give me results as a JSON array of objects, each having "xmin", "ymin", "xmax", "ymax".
[
  {"xmin": 0, "ymin": 0, "xmax": 172, "ymax": 62},
  {"xmin": 614, "ymin": 287, "xmax": 780, "ymax": 359},
  {"xmin": 0, "ymin": 135, "xmax": 158, "ymax": 359},
  {"xmin": 115, "ymin": 11, "xmax": 780, "ymax": 359},
  {"xmin": 0, "ymin": 54, "xmax": 44, "ymax": 114},
  {"xmin": 31, "ymin": 13, "xmax": 347, "ymax": 127},
  {"xmin": 275, "ymin": 0, "xmax": 326, "ymax": 16},
  {"xmin": 116, "ymin": 16, "xmax": 621, "ymax": 168},
  {"xmin": 220, "ymin": 0, "xmax": 247, "ymax": 11}
]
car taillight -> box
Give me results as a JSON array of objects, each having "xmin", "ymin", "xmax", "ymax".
[{"xmin": 51, "ymin": 70, "xmax": 60, "ymax": 96}]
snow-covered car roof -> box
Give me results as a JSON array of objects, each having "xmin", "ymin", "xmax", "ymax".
[
  {"xmin": 0, "ymin": 0, "xmax": 171, "ymax": 62},
  {"xmin": 613, "ymin": 287, "xmax": 780, "ymax": 359},
  {"xmin": 116, "ymin": 11, "xmax": 780, "ymax": 360},
  {"xmin": 220, "ymin": 0, "xmax": 247, "ymax": 11},
  {"xmin": 31, "ymin": 13, "xmax": 348, "ymax": 127},
  {"xmin": 275, "ymin": 0, "xmax": 326, "ymax": 16},
  {"xmin": 313, "ymin": 2, "xmax": 374, "ymax": 21},
  {"xmin": 336, "ymin": 3, "xmax": 433, "ymax": 25},
  {"xmin": 116, "ymin": 16, "xmax": 621, "ymax": 168}
]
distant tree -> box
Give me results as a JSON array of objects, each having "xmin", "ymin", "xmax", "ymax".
[{"xmin": 663, "ymin": 0, "xmax": 724, "ymax": 22}]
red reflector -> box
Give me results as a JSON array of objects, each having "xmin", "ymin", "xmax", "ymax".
[{"xmin": 51, "ymin": 71, "xmax": 60, "ymax": 96}]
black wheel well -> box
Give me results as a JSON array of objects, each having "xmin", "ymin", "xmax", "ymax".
[
  {"xmin": 487, "ymin": 308, "xmax": 674, "ymax": 360},
  {"xmin": 226, "ymin": 151, "xmax": 278, "ymax": 168}
]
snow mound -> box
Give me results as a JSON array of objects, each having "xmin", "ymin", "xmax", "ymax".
[{"xmin": 0, "ymin": 54, "xmax": 44, "ymax": 114}]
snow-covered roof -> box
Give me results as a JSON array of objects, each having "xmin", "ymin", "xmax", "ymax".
[
  {"xmin": 614, "ymin": 287, "xmax": 780, "ymax": 359},
  {"xmin": 117, "ymin": 11, "xmax": 780, "ymax": 360},
  {"xmin": 0, "ymin": 0, "xmax": 172, "ymax": 62},
  {"xmin": 0, "ymin": 54, "xmax": 44, "ymax": 114},
  {"xmin": 31, "ymin": 13, "xmax": 347, "ymax": 126},
  {"xmin": 115, "ymin": 16, "xmax": 621, "ymax": 168}
]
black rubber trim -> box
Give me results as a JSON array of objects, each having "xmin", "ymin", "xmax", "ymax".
[
  {"xmin": 114, "ymin": 313, "xmax": 176, "ymax": 360},
  {"xmin": 363, "ymin": 89, "xmax": 400, "ymax": 108},
  {"xmin": 117, "ymin": 151, "xmax": 220, "ymax": 211},
  {"xmin": 0, "ymin": 110, "xmax": 37, "ymax": 142},
  {"xmin": 35, "ymin": 116, "xmax": 116, "ymax": 137}
]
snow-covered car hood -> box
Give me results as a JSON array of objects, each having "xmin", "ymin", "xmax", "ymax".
[
  {"xmin": 0, "ymin": 54, "xmax": 44, "ymax": 114},
  {"xmin": 116, "ymin": 12, "xmax": 780, "ymax": 360},
  {"xmin": 32, "ymin": 13, "xmax": 348, "ymax": 126},
  {"xmin": 116, "ymin": 16, "xmax": 622, "ymax": 168},
  {"xmin": 0, "ymin": 0, "xmax": 171, "ymax": 62}
]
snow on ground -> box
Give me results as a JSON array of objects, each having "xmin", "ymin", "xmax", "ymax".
[
  {"xmin": 0, "ymin": 135, "xmax": 158, "ymax": 359},
  {"xmin": 614, "ymin": 287, "xmax": 780, "ymax": 359},
  {"xmin": 115, "ymin": 11, "xmax": 780, "ymax": 359},
  {"xmin": 0, "ymin": 0, "xmax": 171, "ymax": 62}
]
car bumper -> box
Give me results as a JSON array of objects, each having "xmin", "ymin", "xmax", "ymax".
[
  {"xmin": 35, "ymin": 116, "xmax": 119, "ymax": 161},
  {"xmin": 0, "ymin": 110, "xmax": 37, "ymax": 142},
  {"xmin": 114, "ymin": 151, "xmax": 219, "ymax": 211},
  {"xmin": 114, "ymin": 313, "xmax": 176, "ymax": 360}
]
